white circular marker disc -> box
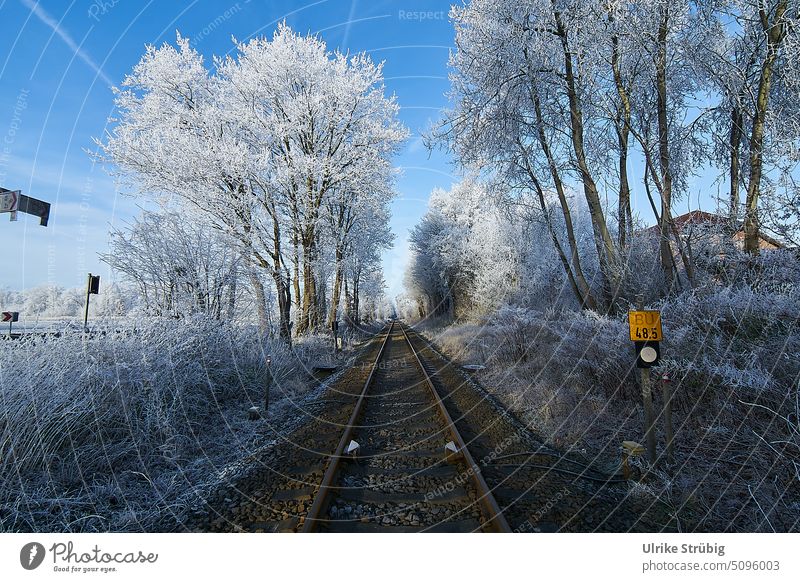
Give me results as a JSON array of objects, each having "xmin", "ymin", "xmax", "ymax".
[{"xmin": 640, "ymin": 346, "xmax": 658, "ymax": 363}]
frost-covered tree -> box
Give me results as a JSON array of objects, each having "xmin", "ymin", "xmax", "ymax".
[
  {"xmin": 20, "ymin": 285, "xmax": 84, "ymax": 318},
  {"xmin": 98, "ymin": 25, "xmax": 405, "ymax": 341},
  {"xmin": 340, "ymin": 204, "xmax": 392, "ymax": 325},
  {"xmin": 435, "ymin": 0, "xmax": 630, "ymax": 309},
  {"xmin": 94, "ymin": 282, "xmax": 140, "ymax": 317},
  {"xmin": 433, "ymin": 0, "xmax": 799, "ymax": 304},
  {"xmin": 0, "ymin": 288, "xmax": 23, "ymax": 312},
  {"xmin": 323, "ymin": 183, "xmax": 395, "ymax": 329},
  {"xmin": 97, "ymin": 34, "xmax": 280, "ymax": 332},
  {"xmin": 100, "ymin": 211, "xmax": 240, "ymax": 319},
  {"xmin": 217, "ymin": 24, "xmax": 405, "ymax": 334},
  {"xmin": 406, "ymin": 180, "xmax": 522, "ymax": 319}
]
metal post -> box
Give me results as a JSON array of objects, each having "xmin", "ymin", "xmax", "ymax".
[
  {"xmin": 637, "ymin": 294, "xmax": 657, "ymax": 464},
  {"xmin": 264, "ymin": 355, "xmax": 272, "ymax": 414},
  {"xmin": 662, "ymin": 374, "xmax": 674, "ymax": 464},
  {"xmin": 641, "ymin": 368, "xmax": 656, "ymax": 465},
  {"xmin": 83, "ymin": 273, "xmax": 92, "ymax": 332}
]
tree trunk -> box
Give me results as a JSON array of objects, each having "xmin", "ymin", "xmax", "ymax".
[
  {"xmin": 519, "ymin": 136, "xmax": 596, "ymax": 310},
  {"xmin": 656, "ymin": 7, "xmax": 675, "ymax": 288},
  {"xmin": 318, "ymin": 273, "xmax": 327, "ymax": 327},
  {"xmin": 291, "ymin": 231, "xmax": 301, "ymax": 322},
  {"xmin": 618, "ymin": 128, "xmax": 632, "ymax": 249},
  {"xmin": 249, "ymin": 270, "xmax": 270, "ymax": 335},
  {"xmin": 553, "ymin": 6, "xmax": 619, "ymax": 306},
  {"xmin": 327, "ymin": 247, "xmax": 344, "ymax": 329},
  {"xmin": 273, "ymin": 270, "xmax": 292, "ymax": 347},
  {"xmin": 611, "ymin": 25, "xmax": 633, "ymax": 249},
  {"xmin": 744, "ymin": 0, "xmax": 788, "ymax": 254},
  {"xmin": 352, "ymin": 269, "xmax": 360, "ymax": 325},
  {"xmin": 644, "ymin": 155, "xmax": 690, "ymax": 288},
  {"xmin": 271, "ymin": 211, "xmax": 292, "ymax": 345},
  {"xmin": 227, "ymin": 266, "xmax": 237, "ymax": 320},
  {"xmin": 343, "ymin": 276, "xmax": 352, "ymax": 325},
  {"xmin": 729, "ymin": 105, "xmax": 743, "ymax": 223},
  {"xmin": 532, "ymin": 178, "xmax": 585, "ymax": 307},
  {"xmin": 530, "ymin": 91, "xmax": 597, "ymax": 310},
  {"xmin": 297, "ymin": 234, "xmax": 320, "ymax": 334}
]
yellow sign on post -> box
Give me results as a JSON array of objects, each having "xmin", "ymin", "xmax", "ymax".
[{"xmin": 628, "ymin": 310, "xmax": 663, "ymax": 342}]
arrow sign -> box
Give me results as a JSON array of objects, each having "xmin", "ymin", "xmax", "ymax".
[
  {"xmin": 1, "ymin": 190, "xmax": 19, "ymax": 220},
  {"xmin": 2, "ymin": 311, "xmax": 19, "ymax": 322},
  {"xmin": 0, "ymin": 190, "xmax": 19, "ymax": 212}
]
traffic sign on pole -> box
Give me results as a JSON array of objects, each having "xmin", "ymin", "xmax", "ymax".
[
  {"xmin": 632, "ymin": 297, "xmax": 657, "ymax": 465},
  {"xmin": 84, "ymin": 273, "xmax": 100, "ymax": 331},
  {"xmin": 2, "ymin": 311, "xmax": 19, "ymax": 322},
  {"xmin": 2, "ymin": 311, "xmax": 18, "ymax": 337}
]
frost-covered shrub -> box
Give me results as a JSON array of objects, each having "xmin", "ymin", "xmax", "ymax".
[
  {"xmin": 661, "ymin": 285, "xmax": 800, "ymax": 399},
  {"xmin": 465, "ymin": 305, "xmax": 635, "ymax": 399},
  {"xmin": 0, "ymin": 317, "xmax": 296, "ymax": 532}
]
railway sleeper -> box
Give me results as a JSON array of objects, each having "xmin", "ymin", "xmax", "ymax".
[{"xmin": 331, "ymin": 487, "xmax": 473, "ymax": 506}]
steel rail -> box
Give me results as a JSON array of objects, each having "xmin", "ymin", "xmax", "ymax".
[
  {"xmin": 399, "ymin": 323, "xmax": 512, "ymax": 533},
  {"xmin": 300, "ymin": 320, "xmax": 395, "ymax": 532}
]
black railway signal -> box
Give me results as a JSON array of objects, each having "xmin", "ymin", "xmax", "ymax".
[
  {"xmin": 84, "ymin": 273, "xmax": 100, "ymax": 331},
  {"xmin": 88, "ymin": 275, "xmax": 100, "ymax": 295}
]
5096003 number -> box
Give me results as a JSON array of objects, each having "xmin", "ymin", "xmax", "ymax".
[{"xmin": 730, "ymin": 560, "xmax": 780, "ymax": 571}]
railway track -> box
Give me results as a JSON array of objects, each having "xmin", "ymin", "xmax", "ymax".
[
  {"xmin": 301, "ymin": 320, "xmax": 509, "ymax": 532},
  {"xmin": 186, "ymin": 320, "xmax": 676, "ymax": 533}
]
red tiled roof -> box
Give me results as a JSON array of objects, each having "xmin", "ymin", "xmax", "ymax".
[
  {"xmin": 641, "ymin": 210, "xmax": 783, "ymax": 249},
  {"xmin": 672, "ymin": 210, "xmax": 726, "ymax": 227}
]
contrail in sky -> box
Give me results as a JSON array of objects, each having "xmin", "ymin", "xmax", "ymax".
[
  {"xmin": 20, "ymin": 0, "xmax": 114, "ymax": 86},
  {"xmin": 341, "ymin": 0, "xmax": 358, "ymax": 48}
]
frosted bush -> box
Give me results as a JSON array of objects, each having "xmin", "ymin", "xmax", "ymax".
[{"xmin": 0, "ymin": 317, "xmax": 295, "ymax": 532}]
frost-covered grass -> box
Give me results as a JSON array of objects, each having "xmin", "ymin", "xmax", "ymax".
[
  {"xmin": 420, "ymin": 269, "xmax": 800, "ymax": 532},
  {"xmin": 0, "ymin": 317, "xmax": 313, "ymax": 532}
]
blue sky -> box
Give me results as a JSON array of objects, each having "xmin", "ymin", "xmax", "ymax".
[{"xmin": 0, "ymin": 0, "xmax": 459, "ymax": 297}]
